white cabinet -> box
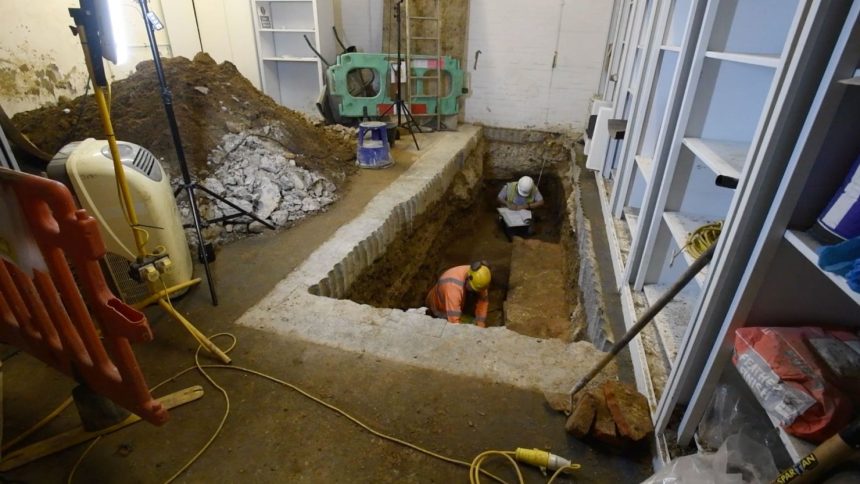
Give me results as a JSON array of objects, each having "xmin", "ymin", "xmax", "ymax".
[
  {"xmin": 251, "ymin": 0, "xmax": 335, "ymax": 115},
  {"xmin": 590, "ymin": 0, "xmax": 860, "ymax": 464}
]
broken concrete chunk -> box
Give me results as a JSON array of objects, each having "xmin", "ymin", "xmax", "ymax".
[
  {"xmin": 193, "ymin": 86, "xmax": 210, "ymax": 95},
  {"xmin": 603, "ymin": 380, "xmax": 653, "ymax": 442},
  {"xmin": 543, "ymin": 392, "xmax": 572, "ymax": 414},
  {"xmin": 565, "ymin": 393, "xmax": 596, "ymax": 438},
  {"xmin": 255, "ymin": 178, "xmax": 281, "ymax": 219},
  {"xmin": 248, "ymin": 221, "xmax": 265, "ymax": 233},
  {"xmin": 301, "ymin": 197, "xmax": 321, "ymax": 212}
]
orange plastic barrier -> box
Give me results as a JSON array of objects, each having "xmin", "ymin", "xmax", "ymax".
[{"xmin": 0, "ymin": 168, "xmax": 166, "ymax": 425}]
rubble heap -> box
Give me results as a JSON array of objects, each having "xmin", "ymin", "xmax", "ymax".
[
  {"xmin": 185, "ymin": 127, "xmax": 338, "ymax": 245},
  {"xmin": 13, "ymin": 52, "xmax": 360, "ymax": 245},
  {"xmin": 12, "ymin": 52, "xmax": 356, "ymax": 184}
]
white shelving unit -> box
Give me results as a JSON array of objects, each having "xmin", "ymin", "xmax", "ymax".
[
  {"xmin": 251, "ymin": 0, "xmax": 335, "ymax": 115},
  {"xmin": 675, "ymin": 1, "xmax": 860, "ymax": 462},
  {"xmin": 588, "ymin": 0, "xmax": 860, "ymax": 465}
]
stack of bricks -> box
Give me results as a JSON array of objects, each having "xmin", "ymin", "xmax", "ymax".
[{"xmin": 565, "ymin": 380, "xmax": 653, "ymax": 446}]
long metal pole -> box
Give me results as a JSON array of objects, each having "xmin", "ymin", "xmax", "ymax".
[
  {"xmin": 138, "ymin": 0, "xmax": 218, "ymax": 305},
  {"xmin": 567, "ymin": 243, "xmax": 717, "ymax": 405}
]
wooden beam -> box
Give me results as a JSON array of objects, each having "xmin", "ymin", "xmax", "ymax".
[{"xmin": 0, "ymin": 386, "xmax": 204, "ymax": 471}]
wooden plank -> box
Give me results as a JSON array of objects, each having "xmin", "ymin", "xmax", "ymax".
[
  {"xmin": 682, "ymin": 137, "xmax": 750, "ymax": 180},
  {"xmin": 784, "ymin": 230, "xmax": 860, "ymax": 306},
  {"xmin": 0, "ymin": 386, "xmax": 204, "ymax": 471}
]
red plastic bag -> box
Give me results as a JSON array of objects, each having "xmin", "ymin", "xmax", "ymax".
[{"xmin": 733, "ymin": 327, "xmax": 854, "ymax": 443}]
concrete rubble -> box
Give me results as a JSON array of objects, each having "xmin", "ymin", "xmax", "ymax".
[{"xmin": 174, "ymin": 125, "xmax": 338, "ymax": 245}]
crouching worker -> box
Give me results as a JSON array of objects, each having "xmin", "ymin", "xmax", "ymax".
[{"xmin": 425, "ymin": 261, "xmax": 491, "ymax": 327}]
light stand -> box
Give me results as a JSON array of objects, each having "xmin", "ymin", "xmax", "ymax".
[
  {"xmin": 69, "ymin": 0, "xmax": 230, "ymax": 363},
  {"xmin": 137, "ymin": 0, "xmax": 275, "ymax": 307},
  {"xmin": 380, "ymin": 0, "xmax": 420, "ymax": 150}
]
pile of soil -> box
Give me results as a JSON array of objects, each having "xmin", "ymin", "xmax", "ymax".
[{"xmin": 12, "ymin": 53, "xmax": 356, "ymax": 184}]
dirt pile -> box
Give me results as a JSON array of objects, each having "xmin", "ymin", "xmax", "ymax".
[{"xmin": 12, "ymin": 53, "xmax": 356, "ymax": 183}]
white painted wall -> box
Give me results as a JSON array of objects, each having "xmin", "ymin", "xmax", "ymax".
[
  {"xmin": 161, "ymin": 0, "xmax": 261, "ymax": 88},
  {"xmin": 0, "ymin": 0, "xmax": 171, "ymax": 116},
  {"xmin": 333, "ymin": 0, "xmax": 383, "ymax": 54},
  {"xmin": 465, "ymin": 0, "xmax": 613, "ymax": 132},
  {"xmin": 3, "ymin": 0, "xmax": 610, "ymax": 132}
]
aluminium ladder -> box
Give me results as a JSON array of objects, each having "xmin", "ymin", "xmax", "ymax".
[{"xmin": 405, "ymin": 0, "xmax": 443, "ymax": 131}]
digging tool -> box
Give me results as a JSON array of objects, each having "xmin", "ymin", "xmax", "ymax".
[
  {"xmin": 772, "ymin": 418, "xmax": 860, "ymax": 484},
  {"xmin": 567, "ymin": 242, "xmax": 717, "ymax": 406}
]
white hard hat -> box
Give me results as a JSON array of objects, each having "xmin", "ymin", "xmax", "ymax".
[{"xmin": 517, "ymin": 176, "xmax": 534, "ymax": 197}]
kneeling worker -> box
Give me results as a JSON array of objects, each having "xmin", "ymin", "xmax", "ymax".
[
  {"xmin": 425, "ymin": 261, "xmax": 491, "ymax": 327},
  {"xmin": 498, "ymin": 175, "xmax": 544, "ymax": 211}
]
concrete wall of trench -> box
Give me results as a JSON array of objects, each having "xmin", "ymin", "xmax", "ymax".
[{"xmin": 235, "ymin": 125, "xmax": 616, "ymax": 394}]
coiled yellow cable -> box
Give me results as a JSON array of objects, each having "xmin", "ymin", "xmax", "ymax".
[
  {"xmin": 685, "ymin": 221, "xmax": 722, "ymax": 258},
  {"xmin": 671, "ymin": 220, "xmax": 722, "ymax": 265}
]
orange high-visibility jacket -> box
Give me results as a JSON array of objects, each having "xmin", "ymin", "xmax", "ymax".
[{"xmin": 425, "ymin": 265, "xmax": 489, "ymax": 326}]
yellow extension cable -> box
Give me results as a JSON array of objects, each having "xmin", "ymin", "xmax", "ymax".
[
  {"xmin": 671, "ymin": 220, "xmax": 723, "ymax": 265},
  {"xmin": 5, "ymin": 323, "xmax": 580, "ymax": 482},
  {"xmin": 54, "ymin": 318, "xmax": 580, "ymax": 483}
]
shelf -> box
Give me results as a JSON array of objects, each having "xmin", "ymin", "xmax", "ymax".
[
  {"xmin": 663, "ymin": 211, "xmax": 716, "ymax": 285},
  {"xmin": 704, "ymin": 51, "xmax": 780, "ymax": 68},
  {"xmin": 623, "ymin": 206, "xmax": 640, "ymax": 234},
  {"xmin": 643, "ymin": 283, "xmax": 696, "ymax": 362},
  {"xmin": 837, "ymin": 73, "xmax": 860, "ymax": 86},
  {"xmin": 262, "ymin": 56, "xmax": 318, "ymax": 63},
  {"xmin": 634, "ymin": 155, "xmax": 653, "ymax": 181},
  {"xmin": 768, "ymin": 411, "xmax": 817, "ymax": 462},
  {"xmin": 661, "ymin": 44, "xmax": 681, "ymax": 52},
  {"xmin": 259, "ymin": 28, "xmax": 315, "ymax": 33},
  {"xmin": 682, "ymin": 138, "xmax": 749, "ymax": 180},
  {"xmin": 784, "ymin": 230, "xmax": 860, "ymax": 306}
]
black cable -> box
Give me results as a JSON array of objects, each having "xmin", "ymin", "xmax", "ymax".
[
  {"xmin": 60, "ymin": 79, "xmax": 91, "ymax": 148},
  {"xmin": 189, "ymin": 0, "xmax": 204, "ymax": 52}
]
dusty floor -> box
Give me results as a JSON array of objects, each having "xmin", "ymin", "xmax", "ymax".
[{"xmin": 1, "ymin": 139, "xmax": 651, "ymax": 483}]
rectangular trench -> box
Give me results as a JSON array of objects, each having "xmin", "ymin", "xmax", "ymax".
[{"xmin": 235, "ymin": 125, "xmax": 617, "ymax": 395}]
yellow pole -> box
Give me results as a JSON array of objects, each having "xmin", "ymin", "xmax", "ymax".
[
  {"xmin": 73, "ymin": 19, "xmax": 229, "ymax": 364},
  {"xmin": 76, "ymin": 24, "xmax": 148, "ymax": 256}
]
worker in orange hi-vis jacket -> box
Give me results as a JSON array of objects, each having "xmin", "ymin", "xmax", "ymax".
[{"xmin": 425, "ymin": 261, "xmax": 492, "ymax": 327}]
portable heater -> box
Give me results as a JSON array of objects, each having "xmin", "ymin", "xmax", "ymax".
[{"xmin": 48, "ymin": 138, "xmax": 193, "ymax": 304}]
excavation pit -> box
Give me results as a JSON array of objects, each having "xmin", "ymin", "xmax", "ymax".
[
  {"xmin": 236, "ymin": 126, "xmax": 612, "ymax": 395},
  {"xmin": 344, "ymin": 174, "xmax": 578, "ymax": 341}
]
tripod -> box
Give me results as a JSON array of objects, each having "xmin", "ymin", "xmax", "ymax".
[
  {"xmin": 380, "ymin": 0, "xmax": 420, "ymax": 150},
  {"xmin": 138, "ymin": 0, "xmax": 275, "ymax": 306}
]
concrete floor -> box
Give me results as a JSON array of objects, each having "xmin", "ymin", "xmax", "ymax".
[{"xmin": 1, "ymin": 133, "xmax": 651, "ymax": 483}]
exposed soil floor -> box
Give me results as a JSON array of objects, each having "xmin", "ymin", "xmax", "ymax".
[{"xmin": 0, "ymin": 136, "xmax": 651, "ymax": 483}]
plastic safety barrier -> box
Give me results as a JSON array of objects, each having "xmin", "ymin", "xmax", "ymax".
[{"xmin": 0, "ymin": 168, "xmax": 166, "ymax": 425}]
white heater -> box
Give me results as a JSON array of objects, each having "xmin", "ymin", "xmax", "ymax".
[{"xmin": 48, "ymin": 138, "xmax": 193, "ymax": 304}]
